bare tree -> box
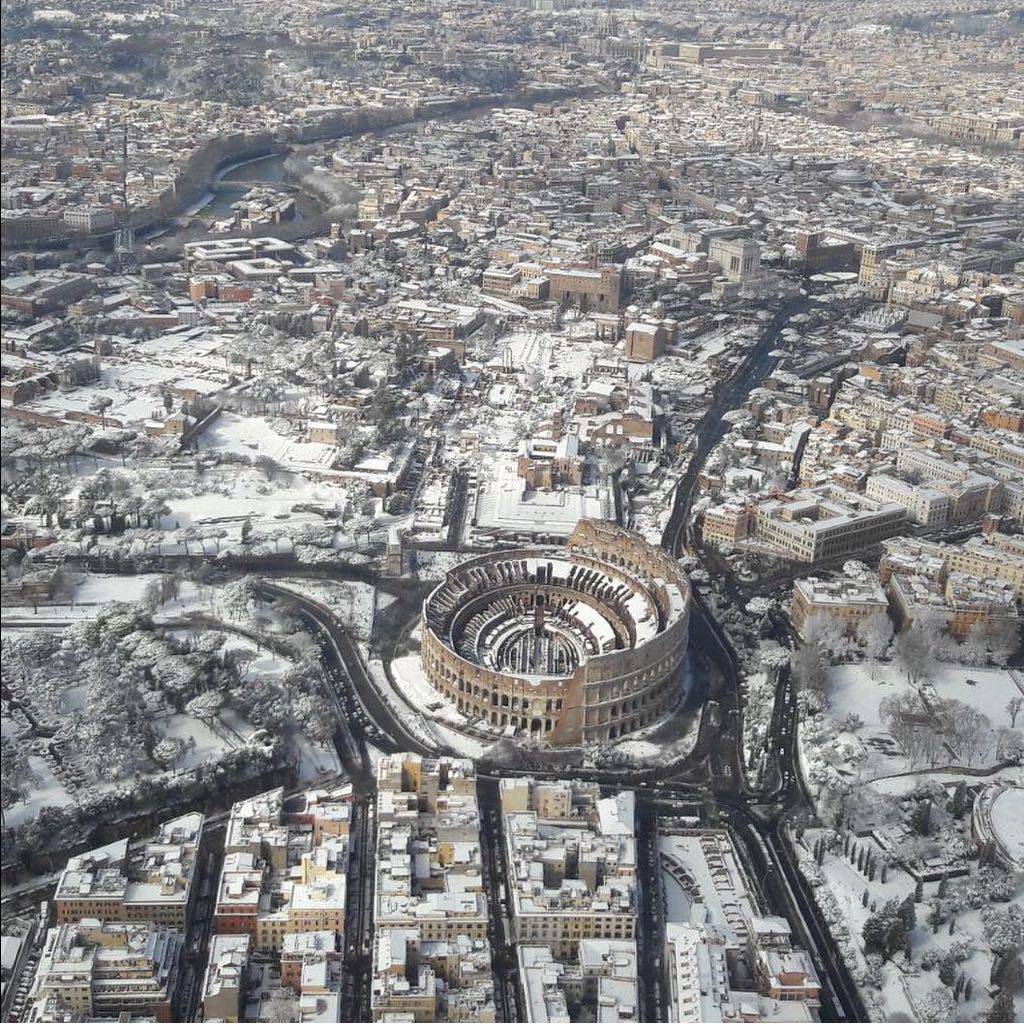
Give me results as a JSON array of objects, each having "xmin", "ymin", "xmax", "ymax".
[
  {"xmin": 1006, "ymin": 696, "xmax": 1024, "ymax": 730},
  {"xmin": 860, "ymin": 611, "xmax": 894, "ymax": 677},
  {"xmin": 791, "ymin": 640, "xmax": 827, "ymax": 693},
  {"xmin": 880, "ymin": 692, "xmax": 943, "ymax": 767},
  {"xmin": 893, "ymin": 622, "xmax": 934, "ymax": 691},
  {"xmin": 945, "ymin": 703, "xmax": 990, "ymax": 766}
]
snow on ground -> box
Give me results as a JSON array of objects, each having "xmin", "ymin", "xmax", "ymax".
[
  {"xmin": 163, "ymin": 476, "xmax": 358, "ymax": 540},
  {"xmin": 241, "ymin": 650, "xmax": 291, "ymax": 681},
  {"xmin": 795, "ymin": 826, "xmax": 1008, "ymax": 1023},
  {"xmin": 793, "ymin": 657, "xmax": 1024, "ymax": 1021},
  {"xmin": 74, "ymin": 573, "xmax": 161, "ymax": 604},
  {"xmin": 363, "ymin": 652, "xmax": 489, "ymax": 758},
  {"xmin": 415, "ymin": 549, "xmax": 473, "ymax": 580},
  {"xmin": 612, "ymin": 739, "xmax": 662, "ymax": 759},
  {"xmin": 430, "ymin": 720, "xmax": 488, "ymax": 759},
  {"xmin": 2, "ymin": 724, "xmax": 240, "ymax": 831},
  {"xmin": 291, "ymin": 731, "xmax": 342, "ymax": 783},
  {"xmin": 930, "ymin": 665, "xmax": 1021, "ymax": 724},
  {"xmin": 1, "ymin": 609, "xmax": 95, "ymax": 631},
  {"xmin": 821, "ymin": 662, "xmax": 920, "ymax": 781},
  {"xmin": 32, "ymin": 453, "xmax": 374, "ymax": 564},
  {"xmin": 276, "ymin": 577, "xmax": 383, "ymax": 640},
  {"xmin": 802, "ymin": 660, "xmax": 1023, "ymax": 791},
  {"xmin": 153, "ymin": 713, "xmax": 237, "ymax": 769},
  {"xmin": 2, "ymin": 601, "xmax": 334, "ymax": 830},
  {"xmin": 220, "ymin": 707, "xmax": 258, "ymax": 742},
  {"xmin": 160, "ymin": 584, "xmax": 315, "ymax": 652},
  {"xmin": 391, "ymin": 654, "xmax": 468, "ymax": 727},
  {"xmin": 501, "ymin": 327, "xmax": 597, "ymax": 381},
  {"xmin": 1, "ymin": 754, "xmax": 76, "ymax": 829},
  {"xmin": 198, "ymin": 411, "xmax": 338, "ymax": 473}
]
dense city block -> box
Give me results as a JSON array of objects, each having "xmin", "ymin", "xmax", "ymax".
[{"xmin": 2, "ymin": 0, "xmax": 1022, "ymax": 1022}]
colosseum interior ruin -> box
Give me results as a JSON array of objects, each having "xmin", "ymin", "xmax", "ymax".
[{"xmin": 420, "ymin": 520, "xmax": 691, "ymax": 746}]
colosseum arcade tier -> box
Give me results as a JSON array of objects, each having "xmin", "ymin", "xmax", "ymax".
[{"xmin": 420, "ymin": 520, "xmax": 691, "ymax": 746}]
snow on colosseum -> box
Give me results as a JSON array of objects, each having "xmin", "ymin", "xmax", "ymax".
[{"xmin": 420, "ymin": 520, "xmax": 691, "ymax": 746}]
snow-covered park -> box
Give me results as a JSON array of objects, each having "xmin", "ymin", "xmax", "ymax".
[
  {"xmin": 787, "ymin": 635, "xmax": 1024, "ymax": 1023},
  {"xmin": 799, "ymin": 661, "xmax": 1024, "ymax": 798},
  {"xmin": 1, "ymin": 578, "xmax": 342, "ymax": 845}
]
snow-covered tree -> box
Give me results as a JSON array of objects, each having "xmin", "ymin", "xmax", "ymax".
[
  {"xmin": 982, "ymin": 903, "xmax": 1024, "ymax": 957},
  {"xmin": 292, "ymin": 693, "xmax": 334, "ymax": 745},
  {"xmin": 859, "ymin": 612, "xmax": 893, "ymax": 675},
  {"xmin": 185, "ymin": 691, "xmax": 225, "ymax": 723},
  {"xmin": 918, "ymin": 988, "xmax": 955, "ymax": 1023},
  {"xmin": 893, "ymin": 622, "xmax": 934, "ymax": 690},
  {"xmin": 152, "ymin": 737, "xmax": 185, "ymax": 769},
  {"xmin": 0, "ymin": 737, "xmax": 40, "ymax": 809}
]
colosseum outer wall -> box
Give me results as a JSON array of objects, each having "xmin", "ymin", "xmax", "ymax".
[{"xmin": 420, "ymin": 520, "xmax": 691, "ymax": 746}]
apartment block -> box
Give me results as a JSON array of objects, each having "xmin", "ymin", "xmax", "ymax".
[
  {"xmin": 26, "ymin": 922, "xmax": 183, "ymax": 1023},
  {"xmin": 372, "ymin": 753, "xmax": 495, "ymax": 1022},
  {"xmin": 748, "ymin": 485, "xmax": 906, "ymax": 563},
  {"xmin": 213, "ymin": 785, "xmax": 352, "ymax": 951},
  {"xmin": 791, "ymin": 571, "xmax": 890, "ymax": 638},
  {"xmin": 54, "ymin": 812, "xmax": 204, "ymax": 930},
  {"xmin": 519, "ymin": 940, "xmax": 638, "ymax": 1023},
  {"xmin": 886, "ymin": 571, "xmax": 1019, "ymax": 641},
  {"xmin": 501, "ymin": 778, "xmax": 636, "ymax": 958},
  {"xmin": 880, "ymin": 533, "xmax": 1024, "ymax": 602},
  {"xmin": 280, "ymin": 930, "xmax": 340, "ymax": 989},
  {"xmin": 294, "ymin": 946, "xmax": 345, "ymax": 1024},
  {"xmin": 665, "ymin": 922, "xmax": 819, "ymax": 1023},
  {"xmin": 702, "ymin": 502, "xmax": 751, "ymax": 547},
  {"xmin": 660, "ymin": 828, "xmax": 821, "ymax": 1023},
  {"xmin": 373, "ymin": 927, "xmax": 496, "ymax": 1023},
  {"xmin": 865, "ymin": 473, "xmax": 950, "ymax": 527},
  {"xmin": 200, "ymin": 934, "xmax": 251, "ymax": 1023}
]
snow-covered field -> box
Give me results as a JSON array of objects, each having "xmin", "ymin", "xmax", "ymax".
[
  {"xmin": 800, "ymin": 661, "xmax": 1024, "ymax": 795},
  {"xmin": 198, "ymin": 411, "xmax": 338, "ymax": 472}
]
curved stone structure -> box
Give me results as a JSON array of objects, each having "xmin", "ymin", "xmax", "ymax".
[
  {"xmin": 971, "ymin": 783, "xmax": 1024, "ymax": 871},
  {"xmin": 421, "ymin": 520, "xmax": 690, "ymax": 745}
]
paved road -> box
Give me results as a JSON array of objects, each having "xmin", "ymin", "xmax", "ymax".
[
  {"xmin": 661, "ymin": 299, "xmax": 808, "ymax": 558},
  {"xmin": 341, "ymin": 796, "xmax": 375, "ymax": 1022},
  {"xmin": 652, "ymin": 295, "xmax": 867, "ymax": 1021},
  {"xmin": 635, "ymin": 801, "xmax": 666, "ymax": 1022},
  {"xmin": 477, "ymin": 778, "xmax": 521, "ymax": 1023}
]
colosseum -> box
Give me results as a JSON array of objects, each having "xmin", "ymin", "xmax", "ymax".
[{"xmin": 420, "ymin": 520, "xmax": 691, "ymax": 746}]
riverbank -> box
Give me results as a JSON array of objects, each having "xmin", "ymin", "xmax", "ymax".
[
  {"xmin": 147, "ymin": 82, "xmax": 608, "ymax": 249},
  {"xmin": 6, "ymin": 81, "xmax": 605, "ymax": 256}
]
